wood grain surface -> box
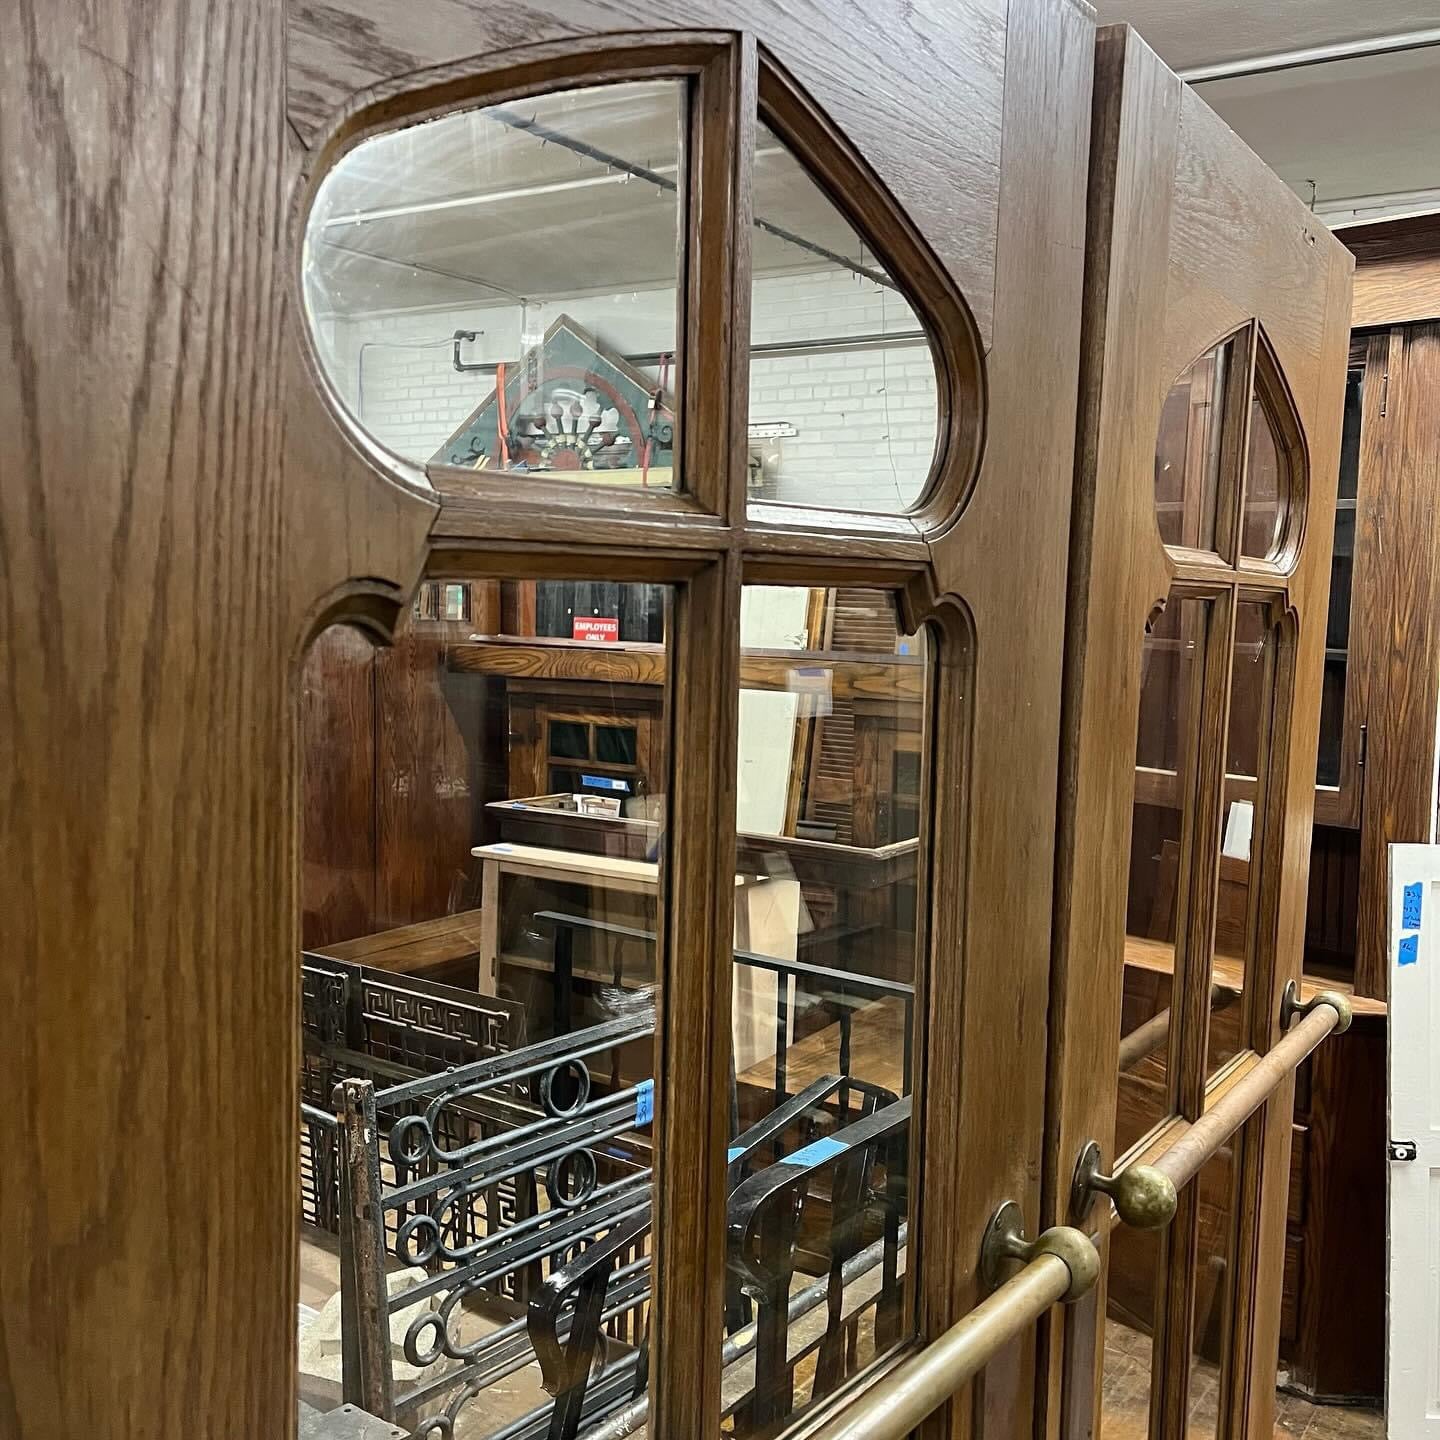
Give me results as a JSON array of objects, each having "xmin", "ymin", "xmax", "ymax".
[{"xmin": 0, "ymin": 5, "xmax": 435, "ymax": 1436}]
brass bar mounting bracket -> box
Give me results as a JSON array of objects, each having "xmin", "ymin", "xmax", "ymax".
[
  {"xmin": 979, "ymin": 1201, "xmax": 1100, "ymax": 1303},
  {"xmin": 1069, "ymin": 1140, "xmax": 1178, "ymax": 1230},
  {"xmin": 1279, "ymin": 979, "xmax": 1353, "ymax": 1035}
]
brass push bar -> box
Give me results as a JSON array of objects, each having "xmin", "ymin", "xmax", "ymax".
[
  {"xmin": 1078, "ymin": 982, "xmax": 1352, "ymax": 1232},
  {"xmin": 804, "ymin": 986, "xmax": 1348, "ymax": 1440},
  {"xmin": 1144, "ymin": 984, "xmax": 1350, "ymax": 1197},
  {"xmin": 804, "ymin": 1207, "xmax": 1099, "ymax": 1440}
]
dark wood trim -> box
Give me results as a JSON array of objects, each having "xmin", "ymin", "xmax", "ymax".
[
  {"xmin": 1354, "ymin": 324, "xmax": 1440, "ymax": 997},
  {"xmin": 652, "ymin": 557, "xmax": 742, "ymax": 1433}
]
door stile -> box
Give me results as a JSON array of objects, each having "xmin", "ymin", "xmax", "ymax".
[
  {"xmin": 1045, "ymin": 29, "xmax": 1181, "ymax": 1440},
  {"xmin": 1229, "ymin": 239, "xmax": 1357, "ymax": 1440}
]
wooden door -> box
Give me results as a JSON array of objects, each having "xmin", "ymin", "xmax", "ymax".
[
  {"xmin": 287, "ymin": 10, "xmax": 1087, "ymax": 1435},
  {"xmin": 1, "ymin": 5, "xmax": 1093, "ymax": 1440},
  {"xmin": 1046, "ymin": 26, "xmax": 1354, "ymax": 1440}
]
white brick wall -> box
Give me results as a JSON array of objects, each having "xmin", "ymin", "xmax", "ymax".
[{"xmin": 317, "ymin": 267, "xmax": 938, "ymax": 512}]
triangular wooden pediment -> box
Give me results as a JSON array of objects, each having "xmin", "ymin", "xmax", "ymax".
[{"xmin": 432, "ymin": 314, "xmax": 676, "ymax": 486}]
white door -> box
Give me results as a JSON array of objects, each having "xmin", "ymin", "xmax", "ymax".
[{"xmin": 1387, "ymin": 842, "xmax": 1440, "ymax": 1438}]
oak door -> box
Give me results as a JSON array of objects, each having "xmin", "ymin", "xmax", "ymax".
[
  {"xmin": 1046, "ymin": 26, "xmax": 1354, "ymax": 1440},
  {"xmin": 281, "ymin": 5, "xmax": 1090, "ymax": 1440}
]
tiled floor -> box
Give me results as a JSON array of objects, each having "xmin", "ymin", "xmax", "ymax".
[{"xmin": 1101, "ymin": 1321, "xmax": 1383, "ymax": 1440}]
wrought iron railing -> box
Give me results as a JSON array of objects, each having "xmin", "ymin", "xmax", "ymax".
[{"xmin": 300, "ymin": 913, "xmax": 915, "ymax": 1440}]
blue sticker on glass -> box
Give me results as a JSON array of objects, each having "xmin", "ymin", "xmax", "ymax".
[
  {"xmin": 1399, "ymin": 934, "xmax": 1420, "ymax": 967},
  {"xmin": 581, "ymin": 774, "xmax": 631, "ymax": 793},
  {"xmin": 1404, "ymin": 882, "xmax": 1425, "ymax": 931},
  {"xmin": 634, "ymin": 1079, "xmax": 655, "ymax": 1126},
  {"xmin": 785, "ymin": 1135, "xmax": 847, "ymax": 1169}
]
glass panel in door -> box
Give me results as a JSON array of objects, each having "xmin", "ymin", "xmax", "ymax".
[
  {"xmin": 1121, "ymin": 593, "xmax": 1213, "ymax": 1149},
  {"xmin": 298, "ymin": 575, "xmax": 673, "ymax": 1438},
  {"xmin": 722, "ymin": 585, "xmax": 926, "ymax": 1432}
]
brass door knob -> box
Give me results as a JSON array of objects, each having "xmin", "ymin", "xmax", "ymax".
[{"xmin": 1070, "ymin": 1140, "xmax": 1177, "ymax": 1230}]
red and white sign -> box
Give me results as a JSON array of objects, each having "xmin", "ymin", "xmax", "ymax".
[{"xmin": 573, "ymin": 616, "xmax": 620, "ymax": 643}]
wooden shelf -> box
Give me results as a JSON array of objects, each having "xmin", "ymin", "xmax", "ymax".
[
  {"xmin": 449, "ymin": 636, "xmax": 926, "ymax": 701},
  {"xmin": 1124, "ymin": 935, "xmax": 1386, "ymax": 1018}
]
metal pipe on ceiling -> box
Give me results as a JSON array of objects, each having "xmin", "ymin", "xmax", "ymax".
[
  {"xmin": 448, "ymin": 328, "xmax": 930, "ymax": 376},
  {"xmin": 1180, "ymin": 25, "xmax": 1440, "ymax": 84},
  {"xmin": 486, "ymin": 105, "xmax": 899, "ymax": 290}
]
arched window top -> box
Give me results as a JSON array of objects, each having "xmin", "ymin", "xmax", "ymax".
[
  {"xmin": 298, "ymin": 58, "xmax": 978, "ymax": 527},
  {"xmin": 302, "ymin": 80, "xmax": 688, "ymax": 489},
  {"xmin": 1151, "ymin": 321, "xmax": 1304, "ymax": 570},
  {"xmin": 743, "ymin": 117, "xmax": 942, "ymax": 513}
]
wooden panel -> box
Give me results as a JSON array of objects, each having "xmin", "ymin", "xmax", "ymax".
[
  {"xmin": 920, "ymin": 5, "xmax": 1094, "ymax": 1439},
  {"xmin": 1345, "ymin": 214, "xmax": 1440, "ymax": 327},
  {"xmin": 314, "ymin": 908, "xmax": 487, "ymax": 983},
  {"xmin": 302, "ymin": 625, "xmax": 378, "ymax": 948},
  {"xmin": 1355, "ymin": 326, "xmax": 1440, "ymax": 998},
  {"xmin": 285, "ymin": 0, "xmax": 1007, "ymax": 347},
  {"xmin": 1287, "ymin": 1123, "xmax": 1308, "ymax": 1230},
  {"xmin": 374, "ymin": 615, "xmax": 484, "ymax": 929},
  {"xmin": 0, "ymin": 9, "xmax": 436, "ymax": 1438},
  {"xmin": 1303, "ymin": 824, "xmax": 1360, "ymax": 977},
  {"xmin": 1289, "ymin": 1022, "xmax": 1386, "ymax": 1401}
]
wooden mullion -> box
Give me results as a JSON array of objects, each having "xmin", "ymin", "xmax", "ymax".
[
  {"xmin": 683, "ymin": 35, "xmax": 755, "ymax": 525},
  {"xmin": 1214, "ymin": 324, "xmax": 1259, "ymax": 567},
  {"xmin": 650, "ymin": 34, "xmax": 750, "ymax": 1435},
  {"xmin": 1151, "ymin": 1183, "xmax": 1201, "ymax": 1440},
  {"xmin": 651, "ymin": 555, "xmax": 742, "ymax": 1434}
]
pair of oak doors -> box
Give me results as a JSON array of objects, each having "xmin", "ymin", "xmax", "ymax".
[{"xmin": 0, "ymin": 2, "xmax": 1353, "ymax": 1440}]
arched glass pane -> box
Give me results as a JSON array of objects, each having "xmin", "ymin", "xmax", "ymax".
[
  {"xmin": 1241, "ymin": 393, "xmax": 1286, "ymax": 560},
  {"xmin": 299, "ymin": 576, "xmax": 673, "ymax": 1437},
  {"xmin": 722, "ymin": 585, "xmax": 928, "ymax": 1430},
  {"xmin": 303, "ymin": 82, "xmax": 683, "ymax": 487},
  {"xmin": 746, "ymin": 122, "xmax": 940, "ymax": 513},
  {"xmin": 1153, "ymin": 337, "xmax": 1236, "ymax": 553},
  {"xmin": 1121, "ymin": 592, "xmax": 1213, "ymax": 1149}
]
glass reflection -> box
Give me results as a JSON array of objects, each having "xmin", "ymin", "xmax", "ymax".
[
  {"xmin": 1154, "ymin": 339, "xmax": 1236, "ymax": 553},
  {"xmin": 303, "ymin": 82, "xmax": 683, "ymax": 485},
  {"xmin": 723, "ymin": 586, "xmax": 924, "ymax": 1432},
  {"xmin": 1206, "ymin": 603, "xmax": 1275, "ymax": 1076},
  {"xmin": 299, "ymin": 577, "xmax": 669, "ymax": 1436},
  {"xmin": 1120, "ymin": 594, "xmax": 1210, "ymax": 1150},
  {"xmin": 1186, "ymin": 1147, "xmax": 1240, "ymax": 1440},
  {"xmin": 1241, "ymin": 397, "xmax": 1285, "ymax": 559},
  {"xmin": 1102, "ymin": 1225, "xmax": 1164, "ymax": 1440},
  {"xmin": 747, "ymin": 122, "xmax": 939, "ymax": 513}
]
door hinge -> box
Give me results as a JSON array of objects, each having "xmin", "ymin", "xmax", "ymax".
[
  {"xmin": 1389, "ymin": 1140, "xmax": 1418, "ymax": 1162},
  {"xmin": 1358, "ymin": 722, "xmax": 1368, "ymax": 768}
]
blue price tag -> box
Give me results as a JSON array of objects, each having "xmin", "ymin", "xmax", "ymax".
[
  {"xmin": 581, "ymin": 774, "xmax": 631, "ymax": 793},
  {"xmin": 634, "ymin": 1079, "xmax": 655, "ymax": 1126},
  {"xmin": 785, "ymin": 1135, "xmax": 847, "ymax": 1169},
  {"xmin": 1404, "ymin": 882, "xmax": 1425, "ymax": 931},
  {"xmin": 1399, "ymin": 934, "xmax": 1420, "ymax": 967}
]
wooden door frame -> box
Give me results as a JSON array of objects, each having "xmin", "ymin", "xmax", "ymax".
[
  {"xmin": 1044, "ymin": 25, "xmax": 1353, "ymax": 1440},
  {"xmin": 1, "ymin": 3, "xmax": 1094, "ymax": 1437}
]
